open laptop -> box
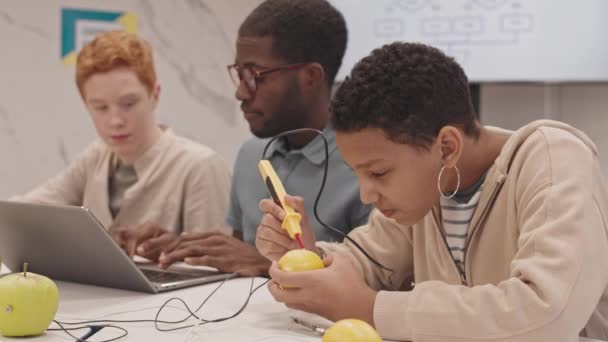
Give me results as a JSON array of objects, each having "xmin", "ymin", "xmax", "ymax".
[{"xmin": 0, "ymin": 200, "xmax": 234, "ymax": 293}]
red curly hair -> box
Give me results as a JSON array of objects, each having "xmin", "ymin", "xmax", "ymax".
[{"xmin": 76, "ymin": 30, "xmax": 156, "ymax": 98}]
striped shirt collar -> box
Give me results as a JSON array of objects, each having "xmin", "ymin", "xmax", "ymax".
[{"xmin": 451, "ymin": 170, "xmax": 488, "ymax": 204}]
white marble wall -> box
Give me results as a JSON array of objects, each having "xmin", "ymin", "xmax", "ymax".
[{"xmin": 0, "ymin": 0, "xmax": 262, "ymax": 198}]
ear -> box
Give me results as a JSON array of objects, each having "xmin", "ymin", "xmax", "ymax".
[
  {"xmin": 299, "ymin": 62, "xmax": 326, "ymax": 91},
  {"xmin": 436, "ymin": 126, "xmax": 464, "ymax": 168},
  {"xmin": 151, "ymin": 83, "xmax": 161, "ymax": 105}
]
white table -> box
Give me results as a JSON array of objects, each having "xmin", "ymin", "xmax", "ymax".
[
  {"xmin": 0, "ymin": 265, "xmax": 604, "ymax": 342},
  {"xmin": 4, "ymin": 277, "xmax": 323, "ymax": 342}
]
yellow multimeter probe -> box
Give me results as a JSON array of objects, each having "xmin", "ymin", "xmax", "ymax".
[{"xmin": 259, "ymin": 160, "xmax": 305, "ymax": 248}]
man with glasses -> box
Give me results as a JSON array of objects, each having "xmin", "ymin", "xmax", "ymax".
[{"xmin": 158, "ymin": 0, "xmax": 372, "ymax": 276}]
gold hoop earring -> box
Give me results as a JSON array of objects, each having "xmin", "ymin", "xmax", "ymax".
[{"xmin": 437, "ymin": 164, "xmax": 460, "ymax": 199}]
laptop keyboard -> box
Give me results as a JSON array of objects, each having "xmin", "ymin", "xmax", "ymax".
[{"xmin": 141, "ymin": 269, "xmax": 217, "ymax": 283}]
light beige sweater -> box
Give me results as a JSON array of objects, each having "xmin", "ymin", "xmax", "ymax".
[
  {"xmin": 320, "ymin": 120, "xmax": 608, "ymax": 341},
  {"xmin": 12, "ymin": 129, "xmax": 231, "ymax": 234}
]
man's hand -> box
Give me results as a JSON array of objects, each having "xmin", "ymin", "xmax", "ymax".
[
  {"xmin": 267, "ymin": 253, "xmax": 377, "ymax": 325},
  {"xmin": 159, "ymin": 232, "xmax": 271, "ymax": 277},
  {"xmin": 109, "ymin": 223, "xmax": 177, "ymax": 262}
]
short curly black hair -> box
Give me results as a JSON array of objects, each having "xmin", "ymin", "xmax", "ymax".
[
  {"xmin": 239, "ymin": 0, "xmax": 347, "ymax": 87},
  {"xmin": 331, "ymin": 42, "xmax": 479, "ymax": 148}
]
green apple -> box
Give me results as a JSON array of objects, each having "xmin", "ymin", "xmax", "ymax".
[
  {"xmin": 0, "ymin": 264, "xmax": 59, "ymax": 337},
  {"xmin": 322, "ymin": 319, "xmax": 382, "ymax": 342}
]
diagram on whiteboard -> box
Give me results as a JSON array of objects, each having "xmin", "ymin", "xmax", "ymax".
[
  {"xmin": 330, "ymin": 0, "xmax": 608, "ymax": 82},
  {"xmin": 374, "ymin": 0, "xmax": 533, "ymax": 66}
]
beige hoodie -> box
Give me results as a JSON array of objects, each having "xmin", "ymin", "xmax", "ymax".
[{"xmin": 319, "ymin": 120, "xmax": 608, "ymax": 341}]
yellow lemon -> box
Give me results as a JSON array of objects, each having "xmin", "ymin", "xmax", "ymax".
[
  {"xmin": 278, "ymin": 249, "xmax": 325, "ymax": 272},
  {"xmin": 322, "ymin": 319, "xmax": 382, "ymax": 342},
  {"xmin": 277, "ymin": 249, "xmax": 324, "ymax": 288}
]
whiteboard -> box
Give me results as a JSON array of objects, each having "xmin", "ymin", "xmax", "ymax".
[{"xmin": 330, "ymin": 0, "xmax": 608, "ymax": 82}]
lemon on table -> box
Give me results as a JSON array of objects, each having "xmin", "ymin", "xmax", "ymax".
[{"xmin": 322, "ymin": 319, "xmax": 382, "ymax": 342}]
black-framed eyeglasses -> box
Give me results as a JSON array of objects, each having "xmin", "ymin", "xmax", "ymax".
[{"xmin": 227, "ymin": 63, "xmax": 308, "ymax": 93}]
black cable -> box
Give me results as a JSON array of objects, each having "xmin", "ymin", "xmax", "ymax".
[
  {"xmin": 262, "ymin": 128, "xmax": 393, "ymax": 272},
  {"xmin": 48, "ymin": 321, "xmax": 128, "ymax": 342},
  {"xmin": 48, "ymin": 275, "xmax": 270, "ymax": 341},
  {"xmin": 154, "ymin": 274, "xmax": 268, "ymax": 332}
]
